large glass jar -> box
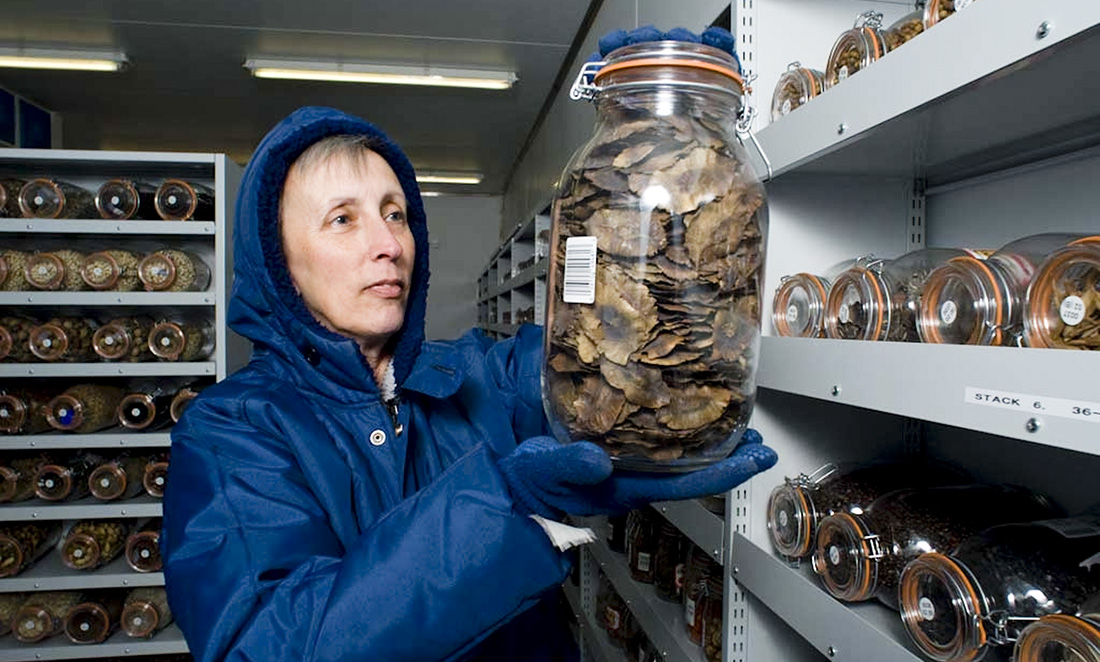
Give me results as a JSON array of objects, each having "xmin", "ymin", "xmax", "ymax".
[
  {"xmin": 900, "ymin": 516, "xmax": 1100, "ymax": 662},
  {"xmin": 80, "ymin": 249, "xmax": 142, "ymax": 291},
  {"xmin": 24, "ymin": 249, "xmax": 87, "ymax": 291},
  {"xmin": 122, "ymin": 586, "xmax": 173, "ymax": 638},
  {"xmin": 154, "ymin": 179, "xmax": 215, "ymax": 221},
  {"xmin": 45, "ymin": 384, "xmax": 124, "ymax": 434},
  {"xmin": 0, "ymin": 522, "xmax": 62, "ymax": 578},
  {"xmin": 93, "ymin": 316, "xmax": 156, "ymax": 362},
  {"xmin": 766, "ymin": 460, "xmax": 968, "ymax": 561},
  {"xmin": 812, "ymin": 484, "xmax": 1060, "ymax": 608},
  {"xmin": 1015, "ymin": 593, "xmax": 1100, "ymax": 662},
  {"xmin": 0, "ymin": 387, "xmax": 53, "ymax": 434},
  {"xmin": 149, "ymin": 318, "xmax": 215, "ymax": 361},
  {"xmin": 89, "ymin": 454, "xmax": 149, "ymax": 501},
  {"xmin": 825, "ymin": 12, "xmax": 890, "ymax": 88},
  {"xmin": 13, "ymin": 590, "xmax": 85, "ymax": 642},
  {"xmin": 0, "ymin": 314, "xmax": 38, "ymax": 362},
  {"xmin": 64, "ymin": 591, "xmax": 124, "ymax": 644},
  {"xmin": 138, "ymin": 248, "xmax": 211, "ymax": 291},
  {"xmin": 125, "ymin": 518, "xmax": 163, "ymax": 572},
  {"xmin": 545, "ymin": 39, "xmax": 767, "ymax": 472},
  {"xmin": 0, "ymin": 249, "xmax": 30, "ymax": 290},
  {"xmin": 1024, "ymin": 236, "xmax": 1100, "ymax": 350},
  {"xmin": 918, "ymin": 233, "xmax": 1084, "ymax": 345},
  {"xmin": 29, "ymin": 317, "xmax": 98, "ymax": 362},
  {"xmin": 770, "ymin": 62, "xmax": 825, "ymax": 121},
  {"xmin": 95, "ymin": 179, "xmax": 158, "ymax": 220},
  {"xmin": 824, "ymin": 249, "xmax": 973, "ymax": 342},
  {"xmin": 18, "ymin": 178, "xmax": 96, "ymax": 219},
  {"xmin": 61, "ymin": 519, "xmax": 132, "ymax": 570},
  {"xmin": 772, "ymin": 259, "xmax": 859, "ymax": 338}
]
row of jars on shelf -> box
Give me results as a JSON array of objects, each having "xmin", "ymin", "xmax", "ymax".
[
  {"xmin": 1, "ymin": 382, "xmax": 201, "ymax": 434},
  {"xmin": 0, "ymin": 585, "xmax": 172, "ymax": 644},
  {"xmin": 1, "ymin": 315, "xmax": 214, "ymax": 363},
  {"xmin": 0, "ymin": 177, "xmax": 213, "ymax": 222},
  {"xmin": 0, "ymin": 518, "xmax": 163, "ymax": 578},
  {"xmin": 592, "ymin": 568, "xmax": 661, "ymax": 662},
  {"xmin": 766, "ymin": 462, "xmax": 1100, "ymax": 662},
  {"xmin": 773, "ymin": 233, "xmax": 1100, "ymax": 349},
  {"xmin": 0, "ymin": 451, "xmax": 169, "ymax": 503},
  {"xmin": 0, "ymin": 248, "xmax": 210, "ymax": 293},
  {"xmin": 771, "ymin": 0, "xmax": 977, "ymax": 121}
]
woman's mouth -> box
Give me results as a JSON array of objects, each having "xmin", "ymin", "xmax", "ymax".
[{"xmin": 366, "ymin": 280, "xmax": 405, "ymax": 298}]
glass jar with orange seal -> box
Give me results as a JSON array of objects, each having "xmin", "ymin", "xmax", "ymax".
[
  {"xmin": 18, "ymin": 178, "xmax": 96, "ymax": 219},
  {"xmin": 148, "ymin": 318, "xmax": 215, "ymax": 361},
  {"xmin": 93, "ymin": 316, "xmax": 156, "ymax": 362},
  {"xmin": 772, "ymin": 260, "xmax": 858, "ymax": 338},
  {"xmin": 80, "ymin": 249, "xmax": 142, "ymax": 291},
  {"xmin": 0, "ymin": 453, "xmax": 52, "ymax": 503},
  {"xmin": 0, "ymin": 387, "xmax": 53, "ymax": 435},
  {"xmin": 0, "ymin": 177, "xmax": 25, "ymax": 217},
  {"xmin": 825, "ymin": 12, "xmax": 890, "ymax": 88},
  {"xmin": 1014, "ymin": 592, "xmax": 1100, "ymax": 662},
  {"xmin": 88, "ymin": 453, "xmax": 149, "ymax": 501},
  {"xmin": 60, "ymin": 519, "xmax": 132, "ymax": 571},
  {"xmin": 64, "ymin": 591, "xmax": 125, "ymax": 644},
  {"xmin": 44, "ymin": 384, "xmax": 124, "ymax": 434},
  {"xmin": 0, "ymin": 522, "xmax": 62, "ymax": 578},
  {"xmin": 155, "ymin": 179, "xmax": 215, "ymax": 221},
  {"xmin": 12, "ymin": 590, "xmax": 85, "ymax": 642},
  {"xmin": 883, "ymin": 7, "xmax": 925, "ymax": 51},
  {"xmin": 122, "ymin": 586, "xmax": 173, "ymax": 638},
  {"xmin": 1024, "ymin": 236, "xmax": 1100, "ymax": 350},
  {"xmin": 0, "ymin": 314, "xmax": 38, "ymax": 362},
  {"xmin": 95, "ymin": 179, "xmax": 158, "ymax": 220},
  {"xmin": 0, "ymin": 249, "xmax": 30, "ymax": 290},
  {"xmin": 29, "ymin": 317, "xmax": 98, "ymax": 362},
  {"xmin": 35, "ymin": 450, "xmax": 106, "ymax": 501},
  {"xmin": 24, "ymin": 249, "xmax": 87, "ymax": 291},
  {"xmin": 770, "ymin": 62, "xmax": 825, "ymax": 121},
  {"xmin": 125, "ymin": 518, "xmax": 164, "ymax": 572}
]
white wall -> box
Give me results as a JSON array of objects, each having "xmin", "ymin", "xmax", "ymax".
[{"xmin": 423, "ymin": 194, "xmax": 502, "ymax": 340}]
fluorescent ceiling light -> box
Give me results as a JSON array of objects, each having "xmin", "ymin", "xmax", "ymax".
[
  {"xmin": 416, "ymin": 174, "xmax": 483, "ymax": 185},
  {"xmin": 244, "ymin": 58, "xmax": 516, "ymax": 90},
  {"xmin": 0, "ymin": 47, "xmax": 127, "ymax": 72}
]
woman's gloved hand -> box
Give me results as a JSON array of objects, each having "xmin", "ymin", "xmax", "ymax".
[{"xmin": 498, "ymin": 429, "xmax": 776, "ymax": 519}]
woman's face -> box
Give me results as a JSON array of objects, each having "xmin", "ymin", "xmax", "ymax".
[{"xmin": 280, "ymin": 149, "xmax": 415, "ymax": 359}]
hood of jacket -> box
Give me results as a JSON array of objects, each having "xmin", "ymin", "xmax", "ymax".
[{"xmin": 228, "ymin": 106, "xmax": 430, "ymax": 396}]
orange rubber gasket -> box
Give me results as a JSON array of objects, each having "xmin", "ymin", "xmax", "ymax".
[
  {"xmin": 900, "ymin": 552, "xmax": 987, "ymax": 660},
  {"xmin": 925, "ymin": 255, "xmax": 1005, "ymax": 345},
  {"xmin": 594, "ymin": 57, "xmax": 745, "ymax": 88}
]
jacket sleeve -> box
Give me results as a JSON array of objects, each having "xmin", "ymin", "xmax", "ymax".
[
  {"xmin": 480, "ymin": 323, "xmax": 550, "ymax": 441},
  {"xmin": 162, "ymin": 390, "xmax": 571, "ymax": 662}
]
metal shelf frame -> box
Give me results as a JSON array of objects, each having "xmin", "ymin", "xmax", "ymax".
[{"xmin": 0, "ymin": 623, "xmax": 188, "ymax": 661}]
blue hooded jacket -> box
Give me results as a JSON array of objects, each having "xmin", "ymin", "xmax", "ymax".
[{"xmin": 162, "ymin": 106, "xmax": 577, "ymax": 662}]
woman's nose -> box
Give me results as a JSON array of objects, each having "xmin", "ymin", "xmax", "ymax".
[{"xmin": 364, "ymin": 216, "xmax": 404, "ymax": 260}]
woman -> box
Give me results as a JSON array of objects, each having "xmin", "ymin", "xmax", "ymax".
[{"xmin": 162, "ymin": 106, "xmax": 776, "ymax": 662}]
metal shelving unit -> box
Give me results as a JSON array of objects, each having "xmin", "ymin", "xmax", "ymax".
[
  {"xmin": 477, "ymin": 209, "xmax": 550, "ymax": 338},
  {"xmin": 0, "ymin": 148, "xmax": 244, "ymax": 660}
]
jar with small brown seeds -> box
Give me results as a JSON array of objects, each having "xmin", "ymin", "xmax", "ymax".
[
  {"xmin": 884, "ymin": 10, "xmax": 924, "ymax": 51},
  {"xmin": 0, "ymin": 453, "xmax": 53, "ymax": 503},
  {"xmin": 138, "ymin": 248, "xmax": 211, "ymax": 291},
  {"xmin": 93, "ymin": 316, "xmax": 155, "ymax": 362},
  {"xmin": 149, "ymin": 318, "xmax": 214, "ymax": 361},
  {"xmin": 122, "ymin": 586, "xmax": 173, "ymax": 638},
  {"xmin": 45, "ymin": 384, "xmax": 124, "ymax": 433},
  {"xmin": 23, "ymin": 249, "xmax": 88, "ymax": 291},
  {"xmin": 29, "ymin": 316, "xmax": 98, "ymax": 362},
  {"xmin": 0, "ymin": 314, "xmax": 38, "ymax": 362},
  {"xmin": 88, "ymin": 454, "xmax": 149, "ymax": 501},
  {"xmin": 12, "ymin": 590, "xmax": 85, "ymax": 642},
  {"xmin": 0, "ymin": 249, "xmax": 31, "ymax": 290},
  {"xmin": 64, "ymin": 591, "xmax": 125, "ymax": 644},
  {"xmin": 61, "ymin": 519, "xmax": 132, "ymax": 570},
  {"xmin": 0, "ymin": 387, "xmax": 53, "ymax": 434},
  {"xmin": 0, "ymin": 591, "xmax": 28, "ymax": 636},
  {"xmin": 35, "ymin": 450, "xmax": 106, "ymax": 501},
  {"xmin": 18, "ymin": 178, "xmax": 97, "ymax": 219},
  {"xmin": 95, "ymin": 179, "xmax": 158, "ymax": 220},
  {"xmin": 80, "ymin": 249, "xmax": 142, "ymax": 291},
  {"xmin": 0, "ymin": 521, "xmax": 62, "ymax": 578},
  {"xmin": 154, "ymin": 179, "xmax": 215, "ymax": 221},
  {"xmin": 125, "ymin": 518, "xmax": 163, "ymax": 573}
]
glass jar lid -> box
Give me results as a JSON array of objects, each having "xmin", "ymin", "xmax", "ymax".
[
  {"xmin": 767, "ymin": 481, "xmax": 815, "ymax": 558},
  {"xmin": 825, "ymin": 12, "xmax": 888, "ymax": 88},
  {"xmin": 92, "ymin": 322, "xmax": 132, "ymax": 360},
  {"xmin": 122, "ymin": 600, "xmax": 160, "ymax": 638},
  {"xmin": 824, "ymin": 267, "xmax": 890, "ymax": 340},
  {"xmin": 918, "ymin": 256, "xmax": 1010, "ymax": 345},
  {"xmin": 45, "ymin": 393, "xmax": 84, "ymax": 431},
  {"xmin": 118, "ymin": 393, "xmax": 156, "ymax": 430},
  {"xmin": 64, "ymin": 602, "xmax": 110, "ymax": 643},
  {"xmin": 0, "ymin": 394, "xmax": 28, "ymax": 433},
  {"xmin": 138, "ymin": 252, "xmax": 177, "ymax": 291},
  {"xmin": 35, "ymin": 463, "xmax": 74, "ymax": 500},
  {"xmin": 143, "ymin": 459, "xmax": 169, "ymax": 497},
  {"xmin": 170, "ymin": 388, "xmax": 198, "ymax": 422},
  {"xmin": 126, "ymin": 531, "xmax": 162, "ymax": 572},
  {"xmin": 155, "ymin": 179, "xmax": 199, "ymax": 220},
  {"xmin": 89, "ymin": 462, "xmax": 128, "ymax": 500},
  {"xmin": 773, "ymin": 272, "xmax": 830, "ymax": 337},
  {"xmin": 812, "ymin": 512, "xmax": 877, "ymax": 602},
  {"xmin": 589, "ymin": 40, "xmax": 744, "ymax": 100},
  {"xmin": 1024, "ymin": 238, "xmax": 1100, "ymax": 349},
  {"xmin": 0, "ymin": 533, "xmax": 25, "ymax": 577},
  {"xmin": 149, "ymin": 321, "xmax": 186, "ymax": 360},
  {"xmin": 80, "ymin": 251, "xmax": 123, "ymax": 290},
  {"xmin": 95, "ymin": 179, "xmax": 140, "ymax": 220},
  {"xmin": 13, "ymin": 604, "xmax": 54, "ymax": 642},
  {"xmin": 29, "ymin": 322, "xmax": 69, "ymax": 361},
  {"xmin": 899, "ymin": 552, "xmax": 987, "ymax": 661},
  {"xmin": 771, "ymin": 62, "xmax": 825, "ymax": 120},
  {"xmin": 1014, "ymin": 614, "xmax": 1100, "ymax": 662},
  {"xmin": 18, "ymin": 179, "xmax": 65, "ymax": 219},
  {"xmin": 62, "ymin": 533, "xmax": 102, "ymax": 569},
  {"xmin": 24, "ymin": 253, "xmax": 65, "ymax": 290}
]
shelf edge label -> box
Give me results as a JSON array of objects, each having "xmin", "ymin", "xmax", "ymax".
[{"xmin": 965, "ymin": 387, "xmax": 1100, "ymax": 424}]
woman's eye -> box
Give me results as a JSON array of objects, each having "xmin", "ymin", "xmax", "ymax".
[
  {"xmin": 331, "ymin": 214, "xmax": 350, "ymax": 226},
  {"xmin": 385, "ymin": 210, "xmax": 406, "ymax": 223}
]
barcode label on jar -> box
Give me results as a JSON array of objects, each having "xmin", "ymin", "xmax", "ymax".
[
  {"xmin": 562, "ymin": 236, "xmax": 597, "ymax": 304},
  {"xmin": 965, "ymin": 387, "xmax": 1100, "ymax": 424}
]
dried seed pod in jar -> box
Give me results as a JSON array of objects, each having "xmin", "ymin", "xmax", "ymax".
[
  {"xmin": 45, "ymin": 384, "xmax": 124, "ymax": 434},
  {"xmin": 825, "ymin": 12, "xmax": 889, "ymax": 88},
  {"xmin": 138, "ymin": 248, "xmax": 211, "ymax": 291},
  {"xmin": 0, "ymin": 453, "xmax": 53, "ymax": 503},
  {"xmin": 125, "ymin": 518, "xmax": 163, "ymax": 572},
  {"xmin": 122, "ymin": 586, "xmax": 173, "ymax": 638},
  {"xmin": 35, "ymin": 450, "xmax": 106, "ymax": 501},
  {"xmin": 29, "ymin": 317, "xmax": 98, "ymax": 361},
  {"xmin": 1024, "ymin": 236, "xmax": 1100, "ymax": 350},
  {"xmin": 770, "ymin": 62, "xmax": 825, "ymax": 121},
  {"xmin": 95, "ymin": 179, "xmax": 158, "ymax": 220},
  {"xmin": 80, "ymin": 249, "xmax": 142, "ymax": 291},
  {"xmin": 12, "ymin": 590, "xmax": 85, "ymax": 642},
  {"xmin": 64, "ymin": 591, "xmax": 125, "ymax": 644},
  {"xmin": 0, "ymin": 387, "xmax": 53, "ymax": 434},
  {"xmin": 92, "ymin": 316, "xmax": 155, "ymax": 362},
  {"xmin": 149, "ymin": 318, "xmax": 214, "ymax": 361},
  {"xmin": 0, "ymin": 314, "xmax": 38, "ymax": 362},
  {"xmin": 883, "ymin": 8, "xmax": 925, "ymax": 51},
  {"xmin": 142, "ymin": 453, "xmax": 169, "ymax": 498},
  {"xmin": 923, "ymin": 0, "xmax": 978, "ymax": 28},
  {"xmin": 170, "ymin": 383, "xmax": 204, "ymax": 422},
  {"xmin": 154, "ymin": 179, "xmax": 215, "ymax": 220},
  {"xmin": 23, "ymin": 249, "xmax": 88, "ymax": 291},
  {"xmin": 0, "ymin": 522, "xmax": 61, "ymax": 577},
  {"xmin": 18, "ymin": 178, "xmax": 97, "ymax": 219},
  {"xmin": 0, "ymin": 591, "xmax": 27, "ymax": 636},
  {"xmin": 0, "ymin": 249, "xmax": 31, "ymax": 290},
  {"xmin": 0, "ymin": 178, "xmax": 26, "ymax": 217},
  {"xmin": 61, "ymin": 519, "xmax": 132, "ymax": 570},
  {"xmin": 88, "ymin": 453, "xmax": 149, "ymax": 501},
  {"xmin": 546, "ymin": 38, "xmax": 767, "ymax": 472}
]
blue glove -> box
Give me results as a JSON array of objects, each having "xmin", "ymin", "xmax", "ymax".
[
  {"xmin": 498, "ymin": 429, "xmax": 776, "ymax": 518},
  {"xmin": 588, "ymin": 25, "xmax": 740, "ymax": 71}
]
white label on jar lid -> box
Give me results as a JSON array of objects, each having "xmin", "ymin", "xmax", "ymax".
[
  {"xmin": 829, "ymin": 545, "xmax": 841, "ymax": 566},
  {"xmin": 838, "ymin": 304, "xmax": 850, "ymax": 324},
  {"xmin": 782, "ymin": 99, "xmax": 792, "ymax": 116},
  {"xmin": 0, "ymin": 410, "xmax": 8, "ymax": 418},
  {"xmin": 140, "ymin": 548, "xmax": 151, "ymax": 558},
  {"xmin": 111, "ymin": 195, "xmax": 121, "ymax": 205},
  {"xmin": 1060, "ymin": 295, "xmax": 1086, "ymax": 326},
  {"xmin": 940, "ymin": 300, "xmax": 958, "ymax": 325},
  {"xmin": 168, "ymin": 194, "xmax": 178, "ymax": 205},
  {"xmin": 919, "ymin": 597, "xmax": 936, "ymax": 621},
  {"xmin": 23, "ymin": 620, "xmax": 34, "ymax": 630},
  {"xmin": 73, "ymin": 548, "xmax": 84, "ymax": 558},
  {"xmin": 100, "ymin": 477, "xmax": 110, "ymax": 487},
  {"xmin": 955, "ymin": 0, "xmax": 974, "ymax": 9},
  {"xmin": 56, "ymin": 407, "xmax": 67, "ymax": 417},
  {"xmin": 34, "ymin": 195, "xmax": 44, "ymax": 206},
  {"xmin": 155, "ymin": 476, "xmax": 165, "ymax": 486},
  {"xmin": 132, "ymin": 616, "xmax": 143, "ymax": 627},
  {"xmin": 786, "ymin": 304, "xmax": 799, "ymax": 323},
  {"xmin": 36, "ymin": 265, "xmax": 49, "ymax": 276},
  {"xmin": 42, "ymin": 338, "xmax": 52, "ymax": 348},
  {"xmin": 562, "ymin": 236, "xmax": 598, "ymax": 304},
  {"xmin": 161, "ymin": 336, "xmax": 172, "ymax": 346},
  {"xmin": 104, "ymin": 336, "xmax": 115, "ymax": 345},
  {"xmin": 44, "ymin": 478, "xmax": 55, "ymax": 488},
  {"xmin": 778, "ymin": 510, "xmax": 789, "ymax": 528},
  {"xmin": 131, "ymin": 407, "xmax": 141, "ymax": 417},
  {"xmin": 838, "ymin": 66, "xmax": 849, "ymax": 81},
  {"xmin": 80, "ymin": 622, "xmax": 90, "ymax": 631}
]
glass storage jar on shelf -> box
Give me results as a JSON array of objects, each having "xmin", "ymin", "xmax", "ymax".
[
  {"xmin": 654, "ymin": 517, "xmax": 689, "ymax": 602},
  {"xmin": 900, "ymin": 515, "xmax": 1100, "ymax": 662},
  {"xmin": 1015, "ymin": 592, "xmax": 1100, "ymax": 662},
  {"xmin": 883, "ymin": 7, "xmax": 925, "ymax": 51},
  {"xmin": 24, "ymin": 249, "xmax": 87, "ymax": 291},
  {"xmin": 36, "ymin": 450, "xmax": 106, "ymax": 501},
  {"xmin": 155, "ymin": 179, "xmax": 215, "ymax": 221},
  {"xmin": 18, "ymin": 178, "xmax": 96, "ymax": 219},
  {"xmin": 924, "ymin": 0, "xmax": 980, "ymax": 29},
  {"xmin": 93, "ymin": 315, "xmax": 156, "ymax": 362},
  {"xmin": 149, "ymin": 317, "xmax": 214, "ymax": 361},
  {"xmin": 700, "ymin": 574, "xmax": 724, "ymax": 662},
  {"xmin": 812, "ymin": 483, "xmax": 1060, "ymax": 609},
  {"xmin": 0, "ymin": 313, "xmax": 38, "ymax": 361},
  {"xmin": 89, "ymin": 453, "xmax": 150, "ymax": 501},
  {"xmin": 0, "ymin": 249, "xmax": 31, "ymax": 290},
  {"xmin": 546, "ymin": 38, "xmax": 767, "ymax": 472},
  {"xmin": 1024, "ymin": 236, "xmax": 1100, "ymax": 350},
  {"xmin": 0, "ymin": 177, "xmax": 25, "ymax": 216},
  {"xmin": 45, "ymin": 384, "xmax": 125, "ymax": 433},
  {"xmin": 0, "ymin": 453, "xmax": 52, "ymax": 503},
  {"xmin": 122, "ymin": 586, "xmax": 173, "ymax": 638},
  {"xmin": 0, "ymin": 522, "xmax": 62, "ymax": 578},
  {"xmin": 918, "ymin": 233, "xmax": 1085, "ymax": 345},
  {"xmin": 138, "ymin": 248, "xmax": 211, "ymax": 291},
  {"xmin": 626, "ymin": 507, "xmax": 658, "ymax": 584},
  {"xmin": 766, "ymin": 460, "xmax": 968, "ymax": 561},
  {"xmin": 684, "ymin": 544, "xmax": 721, "ymax": 645},
  {"xmin": 825, "ymin": 12, "xmax": 890, "ymax": 88},
  {"xmin": 824, "ymin": 248, "xmax": 975, "ymax": 342},
  {"xmin": 13, "ymin": 590, "xmax": 85, "ymax": 643},
  {"xmin": 80, "ymin": 249, "xmax": 142, "ymax": 291},
  {"xmin": 143, "ymin": 453, "xmax": 169, "ymax": 498},
  {"xmin": 64, "ymin": 591, "xmax": 124, "ymax": 644},
  {"xmin": 596, "ymin": 570, "xmax": 628, "ymax": 642},
  {"xmin": 29, "ymin": 316, "xmax": 98, "ymax": 362},
  {"xmin": 170, "ymin": 383, "xmax": 204, "ymax": 422},
  {"xmin": 61, "ymin": 519, "xmax": 132, "ymax": 570},
  {"xmin": 95, "ymin": 179, "xmax": 158, "ymax": 220},
  {"xmin": 772, "ymin": 259, "xmax": 859, "ymax": 338},
  {"xmin": 125, "ymin": 518, "xmax": 163, "ymax": 572},
  {"xmin": 770, "ymin": 62, "xmax": 825, "ymax": 121},
  {"xmin": 0, "ymin": 592, "xmax": 26, "ymax": 636},
  {"xmin": 118, "ymin": 387, "xmax": 175, "ymax": 430},
  {"xmin": 0, "ymin": 386, "xmax": 53, "ymax": 434}
]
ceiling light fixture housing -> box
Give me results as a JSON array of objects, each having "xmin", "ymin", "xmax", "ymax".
[
  {"xmin": 243, "ymin": 58, "xmax": 517, "ymax": 90},
  {"xmin": 415, "ymin": 173, "xmax": 484, "ymax": 185},
  {"xmin": 0, "ymin": 47, "xmax": 127, "ymax": 72}
]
